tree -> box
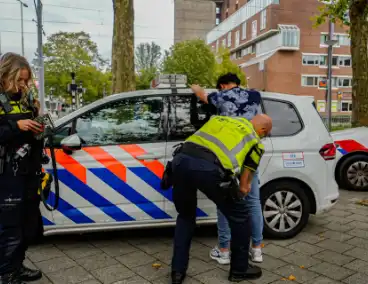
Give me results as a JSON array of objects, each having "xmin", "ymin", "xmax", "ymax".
[
  {"xmin": 135, "ymin": 67, "xmax": 157, "ymax": 90},
  {"xmin": 41, "ymin": 31, "xmax": 107, "ymax": 74},
  {"xmin": 135, "ymin": 42, "xmax": 162, "ymax": 71},
  {"xmin": 215, "ymin": 47, "xmax": 247, "ymax": 87},
  {"xmin": 313, "ymin": 0, "xmax": 368, "ymax": 126},
  {"xmin": 111, "ymin": 0, "xmax": 135, "ymax": 93},
  {"xmin": 162, "ymin": 39, "xmax": 217, "ymax": 86}
]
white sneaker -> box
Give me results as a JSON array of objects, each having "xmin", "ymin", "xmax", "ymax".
[
  {"xmin": 250, "ymin": 247, "xmax": 263, "ymax": 263},
  {"xmin": 210, "ymin": 246, "xmax": 230, "ymax": 265}
]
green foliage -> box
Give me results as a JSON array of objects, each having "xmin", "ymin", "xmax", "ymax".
[
  {"xmin": 135, "ymin": 42, "xmax": 162, "ymax": 71},
  {"xmin": 162, "ymin": 39, "xmax": 217, "ymax": 86},
  {"xmin": 215, "ymin": 47, "xmax": 247, "ymax": 87},
  {"xmin": 135, "ymin": 67, "xmax": 157, "ymax": 90},
  {"xmin": 35, "ymin": 31, "xmax": 111, "ymax": 103},
  {"xmin": 311, "ymin": 0, "xmax": 350, "ymax": 28}
]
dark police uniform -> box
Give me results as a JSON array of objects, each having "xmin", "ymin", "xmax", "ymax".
[{"xmin": 0, "ymin": 92, "xmax": 43, "ymax": 284}]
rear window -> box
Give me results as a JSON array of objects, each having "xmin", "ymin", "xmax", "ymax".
[
  {"xmin": 263, "ymin": 99, "xmax": 303, "ymax": 136},
  {"xmin": 312, "ymin": 101, "xmax": 329, "ymax": 131}
]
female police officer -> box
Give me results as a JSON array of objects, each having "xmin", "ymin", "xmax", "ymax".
[{"xmin": 0, "ymin": 53, "xmax": 44, "ymax": 284}]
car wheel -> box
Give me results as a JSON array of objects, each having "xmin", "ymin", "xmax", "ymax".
[
  {"xmin": 339, "ymin": 154, "xmax": 368, "ymax": 191},
  {"xmin": 261, "ymin": 180, "xmax": 310, "ymax": 239}
]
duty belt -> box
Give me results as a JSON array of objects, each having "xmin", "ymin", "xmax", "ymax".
[{"xmin": 181, "ymin": 142, "xmax": 223, "ymax": 168}]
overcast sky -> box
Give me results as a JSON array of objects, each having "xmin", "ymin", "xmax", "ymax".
[{"xmin": 0, "ymin": 0, "xmax": 174, "ymax": 63}]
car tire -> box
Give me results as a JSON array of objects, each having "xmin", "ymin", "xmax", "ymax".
[
  {"xmin": 261, "ymin": 180, "xmax": 310, "ymax": 239},
  {"xmin": 338, "ymin": 154, "xmax": 368, "ymax": 191}
]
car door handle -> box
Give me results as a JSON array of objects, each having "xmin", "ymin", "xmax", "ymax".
[{"xmin": 136, "ymin": 153, "xmax": 164, "ymax": 160}]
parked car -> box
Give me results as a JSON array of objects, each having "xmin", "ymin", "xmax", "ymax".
[
  {"xmin": 331, "ymin": 127, "xmax": 368, "ymax": 191},
  {"xmin": 41, "ymin": 75, "xmax": 339, "ymax": 239}
]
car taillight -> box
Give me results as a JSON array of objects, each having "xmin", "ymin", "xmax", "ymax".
[{"xmin": 319, "ymin": 143, "xmax": 336, "ymax": 160}]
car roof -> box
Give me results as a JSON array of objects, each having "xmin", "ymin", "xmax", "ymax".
[{"xmin": 54, "ymin": 88, "xmax": 314, "ymax": 127}]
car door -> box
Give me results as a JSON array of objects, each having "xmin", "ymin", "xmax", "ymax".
[
  {"xmin": 165, "ymin": 94, "xmax": 216, "ymax": 219},
  {"xmin": 46, "ymin": 95, "xmax": 170, "ymax": 227}
]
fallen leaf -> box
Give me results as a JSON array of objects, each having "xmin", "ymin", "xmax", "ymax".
[
  {"xmin": 356, "ymin": 199, "xmax": 368, "ymax": 207},
  {"xmin": 288, "ymin": 274, "xmax": 296, "ymax": 281},
  {"xmin": 299, "ymin": 265, "xmax": 305, "ymax": 269},
  {"xmin": 261, "ymin": 243, "xmax": 265, "ymax": 248},
  {"xmin": 152, "ymin": 263, "xmax": 162, "ymax": 269},
  {"xmin": 281, "ymin": 278, "xmax": 287, "ymax": 281}
]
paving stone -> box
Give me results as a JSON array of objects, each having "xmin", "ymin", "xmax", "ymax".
[
  {"xmin": 248, "ymin": 269, "xmax": 281, "ymax": 284},
  {"xmin": 24, "ymin": 258, "xmax": 38, "ymax": 270},
  {"xmin": 346, "ymin": 214, "xmax": 368, "ymax": 222},
  {"xmin": 153, "ymin": 249, "xmax": 173, "ymax": 265},
  {"xmin": 47, "ymin": 266, "xmax": 95, "ymax": 284},
  {"xmin": 193, "ymin": 268, "xmax": 238, "ymax": 284},
  {"xmin": 308, "ymin": 216, "xmax": 330, "ymax": 227},
  {"xmin": 309, "ymin": 262, "xmax": 355, "ymax": 281},
  {"xmin": 343, "ymin": 259, "xmax": 368, "ymax": 274},
  {"xmin": 190, "ymin": 242, "xmax": 213, "ymax": 263},
  {"xmin": 302, "ymin": 225, "xmax": 328, "ymax": 235},
  {"xmin": 347, "ymin": 228, "xmax": 368, "ymax": 240},
  {"xmin": 27, "ymin": 246, "xmax": 66, "ymax": 263},
  {"xmin": 194, "ymin": 237, "xmax": 218, "ymax": 248},
  {"xmin": 315, "ymin": 240, "xmax": 354, "ymax": 254},
  {"xmin": 256, "ymin": 255, "xmax": 287, "ymax": 270},
  {"xmin": 294, "ymin": 232, "xmax": 325, "ymax": 244},
  {"xmin": 288, "ymin": 242, "xmax": 325, "ymax": 256},
  {"xmin": 281, "ymin": 252, "xmax": 322, "ymax": 268},
  {"xmin": 132, "ymin": 241, "xmax": 172, "ymax": 255},
  {"xmin": 323, "ymin": 222, "xmax": 355, "ymax": 232},
  {"xmin": 321, "ymin": 230, "xmax": 354, "ymax": 242},
  {"xmin": 270, "ymin": 239, "xmax": 298, "ymax": 247},
  {"xmin": 263, "ymin": 244, "xmax": 294, "ymax": 258},
  {"xmin": 113, "ymin": 275, "xmax": 151, "ymax": 283},
  {"xmin": 116, "ymin": 251, "xmax": 156, "ymax": 269},
  {"xmin": 99, "ymin": 242, "xmax": 138, "ymax": 257},
  {"xmin": 271, "ymin": 281, "xmax": 295, "ymax": 284},
  {"xmin": 322, "ymin": 216, "xmax": 353, "ymax": 225},
  {"xmin": 63, "ymin": 244, "xmax": 102, "ymax": 260},
  {"xmin": 76, "ymin": 253, "xmax": 119, "ymax": 271},
  {"xmin": 35, "ymin": 256, "xmax": 77, "ymax": 274},
  {"xmin": 91, "ymin": 264, "xmax": 135, "ymax": 284},
  {"xmin": 313, "ymin": 250, "xmax": 355, "ymax": 266},
  {"xmin": 346, "ymin": 237, "xmax": 368, "ymax": 250},
  {"xmin": 273, "ymin": 264, "xmax": 319, "ymax": 283},
  {"xmin": 347, "ymin": 208, "xmax": 368, "ymax": 216},
  {"xmin": 348, "ymin": 221, "xmax": 368, "ymax": 230},
  {"xmin": 344, "ymin": 247, "xmax": 368, "ymax": 261},
  {"xmin": 342, "ymin": 273, "xmax": 367, "ymax": 284},
  {"xmin": 32, "ymin": 276, "xmax": 53, "ymax": 284},
  {"xmin": 328, "ymin": 210, "xmax": 353, "ymax": 217},
  {"xmin": 79, "ymin": 281, "xmax": 101, "ymax": 284},
  {"xmin": 305, "ymin": 276, "xmax": 341, "ymax": 284},
  {"xmin": 187, "ymin": 257, "xmax": 216, "ymax": 276},
  {"xmin": 131, "ymin": 261, "xmax": 169, "ymax": 281}
]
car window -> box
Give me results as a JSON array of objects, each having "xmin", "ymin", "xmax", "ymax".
[
  {"xmin": 263, "ymin": 99, "xmax": 303, "ymax": 136},
  {"xmin": 167, "ymin": 95, "xmax": 216, "ymax": 141},
  {"xmin": 74, "ymin": 96, "xmax": 166, "ymax": 146}
]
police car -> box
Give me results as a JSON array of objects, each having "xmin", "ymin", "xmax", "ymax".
[{"xmin": 41, "ymin": 74, "xmax": 339, "ymax": 239}]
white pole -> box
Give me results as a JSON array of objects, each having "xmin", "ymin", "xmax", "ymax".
[{"xmin": 36, "ymin": 0, "xmax": 45, "ymax": 114}]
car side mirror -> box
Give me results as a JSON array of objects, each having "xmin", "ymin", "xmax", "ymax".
[{"xmin": 60, "ymin": 134, "xmax": 82, "ymax": 153}]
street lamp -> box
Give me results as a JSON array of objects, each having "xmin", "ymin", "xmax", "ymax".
[
  {"xmin": 16, "ymin": 0, "xmax": 28, "ymax": 56},
  {"xmin": 326, "ymin": 37, "xmax": 338, "ymax": 131}
]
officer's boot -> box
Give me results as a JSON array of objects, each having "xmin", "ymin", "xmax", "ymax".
[
  {"xmin": 0, "ymin": 272, "xmax": 26, "ymax": 284},
  {"xmin": 18, "ymin": 265, "xmax": 42, "ymax": 282}
]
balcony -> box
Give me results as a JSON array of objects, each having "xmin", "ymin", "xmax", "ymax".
[
  {"xmin": 256, "ymin": 25, "xmax": 300, "ymax": 56},
  {"xmin": 206, "ymin": 0, "xmax": 280, "ymax": 44}
]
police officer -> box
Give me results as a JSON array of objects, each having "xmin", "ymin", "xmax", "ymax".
[
  {"xmin": 0, "ymin": 53, "xmax": 44, "ymax": 284},
  {"xmin": 170, "ymin": 114, "xmax": 272, "ymax": 284}
]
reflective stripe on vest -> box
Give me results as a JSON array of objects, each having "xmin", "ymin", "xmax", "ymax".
[
  {"xmin": 185, "ymin": 115, "xmax": 263, "ymax": 174},
  {"xmin": 0, "ymin": 101, "xmax": 32, "ymax": 115}
]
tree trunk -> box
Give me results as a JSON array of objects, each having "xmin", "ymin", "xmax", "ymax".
[
  {"xmin": 111, "ymin": 0, "xmax": 135, "ymax": 93},
  {"xmin": 350, "ymin": 0, "xmax": 368, "ymax": 126}
]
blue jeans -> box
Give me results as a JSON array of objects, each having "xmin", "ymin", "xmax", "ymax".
[
  {"xmin": 217, "ymin": 171, "xmax": 263, "ymax": 249},
  {"xmin": 171, "ymin": 153, "xmax": 251, "ymax": 274}
]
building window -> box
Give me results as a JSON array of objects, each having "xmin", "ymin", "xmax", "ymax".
[
  {"xmin": 216, "ymin": 18, "xmax": 220, "ymax": 25},
  {"xmin": 222, "ymin": 38, "xmax": 227, "ymax": 47},
  {"xmin": 341, "ymin": 101, "xmax": 353, "ymax": 112},
  {"xmin": 235, "ymin": 30, "xmax": 240, "ymax": 47},
  {"xmin": 227, "ymin": 32, "xmax": 232, "ymax": 47},
  {"xmin": 236, "ymin": 49, "xmax": 242, "ymax": 59},
  {"xmin": 303, "ymin": 54, "xmax": 351, "ymax": 68},
  {"xmin": 252, "ymin": 20, "xmax": 257, "ymax": 39},
  {"xmin": 216, "ymin": 7, "xmax": 220, "ymax": 14},
  {"xmin": 226, "ymin": 0, "xmax": 229, "ymax": 8},
  {"xmin": 302, "ymin": 55, "xmax": 320, "ymax": 66},
  {"xmin": 251, "ymin": 44, "xmax": 256, "ymax": 54},
  {"xmin": 301, "ymin": 76, "xmax": 319, "ymax": 87},
  {"xmin": 338, "ymin": 78, "xmax": 352, "ymax": 88},
  {"xmin": 259, "ymin": 60, "xmax": 264, "ymax": 71},
  {"xmin": 235, "ymin": 1, "xmax": 239, "ymax": 10},
  {"xmin": 339, "ymin": 56, "xmax": 351, "ymax": 67},
  {"xmin": 320, "ymin": 33, "xmax": 351, "ymax": 46},
  {"xmin": 260, "ymin": 9, "xmax": 267, "ymax": 30},
  {"xmin": 242, "ymin": 22, "xmax": 247, "ymax": 40},
  {"xmin": 226, "ymin": 9, "xmax": 228, "ymax": 18}
]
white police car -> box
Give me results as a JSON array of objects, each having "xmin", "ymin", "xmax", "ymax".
[{"xmin": 41, "ymin": 74, "xmax": 339, "ymax": 239}]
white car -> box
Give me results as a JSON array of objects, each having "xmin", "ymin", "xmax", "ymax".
[
  {"xmin": 331, "ymin": 127, "xmax": 368, "ymax": 191},
  {"xmin": 41, "ymin": 75, "xmax": 339, "ymax": 239}
]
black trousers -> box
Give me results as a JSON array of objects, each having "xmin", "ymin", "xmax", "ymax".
[
  {"xmin": 0, "ymin": 167, "xmax": 41, "ymax": 275},
  {"xmin": 171, "ymin": 153, "xmax": 251, "ymax": 275}
]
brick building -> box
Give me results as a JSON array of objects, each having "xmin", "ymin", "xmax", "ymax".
[{"xmin": 206, "ymin": 0, "xmax": 352, "ymax": 115}]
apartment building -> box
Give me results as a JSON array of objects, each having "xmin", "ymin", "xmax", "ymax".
[{"xmin": 206, "ymin": 0, "xmax": 352, "ymax": 115}]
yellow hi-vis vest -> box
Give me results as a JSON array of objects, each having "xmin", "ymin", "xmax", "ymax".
[{"xmin": 185, "ymin": 115, "xmax": 264, "ymax": 174}]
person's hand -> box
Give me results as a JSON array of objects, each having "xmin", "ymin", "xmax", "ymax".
[
  {"xmin": 191, "ymin": 84, "xmax": 203, "ymax": 94},
  {"xmin": 239, "ymin": 183, "xmax": 251, "ymax": 196},
  {"xmin": 17, "ymin": 119, "xmax": 43, "ymax": 133}
]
